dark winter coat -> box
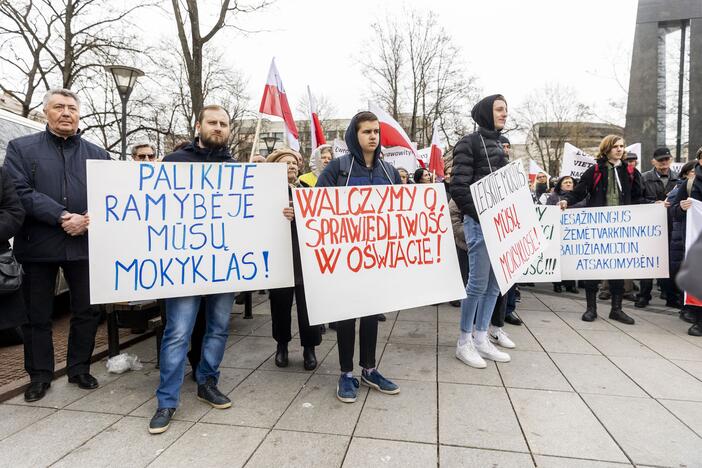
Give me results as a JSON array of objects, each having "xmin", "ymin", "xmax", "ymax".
[
  {"xmin": 563, "ymin": 158, "xmax": 645, "ymax": 208},
  {"xmin": 670, "ymin": 165, "xmax": 702, "ymax": 275},
  {"xmin": 162, "ymin": 137, "xmax": 233, "ymax": 164},
  {"xmin": 0, "ymin": 166, "xmax": 27, "ymax": 328},
  {"xmin": 545, "ymin": 177, "xmax": 586, "ymax": 208},
  {"xmin": 449, "ymin": 95, "xmax": 509, "ymax": 221},
  {"xmin": 641, "ymin": 168, "xmax": 679, "ymax": 203},
  {"xmin": 317, "ymin": 113, "xmax": 401, "ymax": 187},
  {"xmin": 2, "ymin": 127, "xmax": 110, "ymax": 263}
]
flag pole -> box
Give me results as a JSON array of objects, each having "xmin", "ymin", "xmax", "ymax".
[{"xmin": 249, "ymin": 113, "xmax": 262, "ymax": 162}]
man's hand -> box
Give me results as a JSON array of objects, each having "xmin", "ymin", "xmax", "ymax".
[
  {"xmin": 654, "ymin": 200, "xmax": 671, "ymax": 208},
  {"xmin": 681, "ymin": 199, "xmax": 693, "ymax": 211},
  {"xmin": 61, "ymin": 212, "xmax": 90, "ymax": 236},
  {"xmin": 282, "ymin": 207, "xmax": 295, "ymax": 221},
  {"xmin": 559, "ymin": 200, "xmax": 568, "ymax": 210}
]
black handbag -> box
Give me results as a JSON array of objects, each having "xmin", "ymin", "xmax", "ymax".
[{"xmin": 0, "ymin": 249, "xmax": 22, "ymax": 293}]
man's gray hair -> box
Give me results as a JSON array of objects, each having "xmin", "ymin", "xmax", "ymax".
[
  {"xmin": 131, "ymin": 142, "xmax": 156, "ymax": 156},
  {"xmin": 42, "ymin": 88, "xmax": 81, "ymax": 109}
]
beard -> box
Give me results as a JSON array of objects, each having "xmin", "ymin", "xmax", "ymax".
[{"xmin": 200, "ymin": 132, "xmax": 228, "ymax": 149}]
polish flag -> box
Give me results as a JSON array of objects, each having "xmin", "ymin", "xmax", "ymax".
[
  {"xmin": 428, "ymin": 121, "xmax": 444, "ymax": 178},
  {"xmin": 307, "ymin": 86, "xmax": 326, "ymax": 153},
  {"xmin": 259, "ymin": 58, "xmax": 299, "ymax": 151},
  {"xmin": 529, "ymin": 159, "xmax": 546, "ymax": 184},
  {"xmin": 369, "ymin": 103, "xmax": 419, "ymax": 159}
]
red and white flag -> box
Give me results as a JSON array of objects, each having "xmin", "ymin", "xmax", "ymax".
[
  {"xmin": 307, "ymin": 85, "xmax": 326, "ymax": 153},
  {"xmin": 529, "ymin": 159, "xmax": 546, "ymax": 184},
  {"xmin": 259, "ymin": 58, "xmax": 299, "ymax": 151},
  {"xmin": 428, "ymin": 121, "xmax": 444, "ymax": 178},
  {"xmin": 369, "ymin": 103, "xmax": 419, "ymax": 160}
]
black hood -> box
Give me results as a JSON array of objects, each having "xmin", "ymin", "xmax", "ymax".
[
  {"xmin": 345, "ymin": 112, "xmax": 382, "ymax": 166},
  {"xmin": 553, "ymin": 176, "xmax": 573, "ymax": 195},
  {"xmin": 471, "ymin": 94, "xmax": 506, "ymax": 132}
]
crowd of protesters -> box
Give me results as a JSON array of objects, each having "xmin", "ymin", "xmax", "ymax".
[{"xmin": 1, "ymin": 87, "xmax": 701, "ymax": 435}]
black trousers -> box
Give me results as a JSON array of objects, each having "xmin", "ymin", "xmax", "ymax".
[
  {"xmin": 456, "ymin": 246, "xmax": 468, "ymax": 287},
  {"xmin": 639, "ymin": 278, "xmax": 679, "ymax": 302},
  {"xmin": 337, "ymin": 316, "xmax": 378, "ymax": 373},
  {"xmin": 584, "ymin": 279, "xmax": 623, "ymax": 294},
  {"xmin": 269, "ymin": 283, "xmax": 321, "ymax": 348},
  {"xmin": 22, "ymin": 260, "xmax": 99, "ymax": 382},
  {"xmin": 491, "ymin": 293, "xmax": 506, "ymax": 327}
]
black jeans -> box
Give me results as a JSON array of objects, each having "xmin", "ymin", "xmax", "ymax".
[
  {"xmin": 337, "ymin": 316, "xmax": 378, "ymax": 373},
  {"xmin": 269, "ymin": 283, "xmax": 321, "ymax": 348},
  {"xmin": 22, "ymin": 260, "xmax": 99, "ymax": 382},
  {"xmin": 456, "ymin": 246, "xmax": 468, "ymax": 287},
  {"xmin": 584, "ymin": 279, "xmax": 624, "ymax": 294}
]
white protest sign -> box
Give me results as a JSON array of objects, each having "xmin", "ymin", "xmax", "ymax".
[
  {"xmin": 684, "ymin": 199, "xmax": 702, "ymax": 306},
  {"xmin": 293, "ymin": 183, "xmax": 465, "ymax": 325},
  {"xmin": 626, "ymin": 143, "xmax": 642, "ymax": 171},
  {"xmin": 560, "ymin": 143, "xmax": 595, "ymax": 179},
  {"xmin": 671, "ymin": 161, "xmax": 685, "ymax": 175},
  {"xmin": 560, "ymin": 204, "xmax": 669, "ymax": 280},
  {"xmin": 87, "ymin": 161, "xmax": 295, "ymax": 304},
  {"xmin": 382, "ymin": 146, "xmax": 420, "ymax": 172},
  {"xmin": 417, "ymin": 147, "xmax": 431, "ymax": 167},
  {"xmin": 332, "ymin": 138, "xmax": 348, "ymax": 158},
  {"xmin": 471, "ymin": 160, "xmax": 547, "ymax": 294},
  {"xmin": 519, "ymin": 205, "xmax": 562, "ymax": 282}
]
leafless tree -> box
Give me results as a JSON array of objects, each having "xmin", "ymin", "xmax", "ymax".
[{"xmin": 295, "ymin": 91, "xmax": 338, "ymax": 122}]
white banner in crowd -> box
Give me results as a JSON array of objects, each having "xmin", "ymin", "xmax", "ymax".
[
  {"xmin": 684, "ymin": 199, "xmax": 702, "ymax": 306},
  {"xmin": 627, "ymin": 143, "xmax": 642, "ymax": 171},
  {"xmin": 560, "ymin": 143, "xmax": 595, "ymax": 179},
  {"xmin": 560, "ymin": 204, "xmax": 669, "ymax": 280},
  {"xmin": 417, "ymin": 147, "xmax": 431, "ymax": 168},
  {"xmin": 382, "ymin": 146, "xmax": 421, "ymax": 172},
  {"xmin": 87, "ymin": 161, "xmax": 295, "ymax": 304},
  {"xmin": 671, "ymin": 161, "xmax": 685, "ymax": 175},
  {"xmin": 519, "ymin": 206, "xmax": 562, "ymax": 282},
  {"xmin": 332, "ymin": 138, "xmax": 348, "ymax": 158},
  {"xmin": 471, "ymin": 161, "xmax": 547, "ymax": 294},
  {"xmin": 292, "ymin": 183, "xmax": 465, "ymax": 325}
]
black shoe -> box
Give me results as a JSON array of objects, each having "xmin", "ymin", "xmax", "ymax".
[
  {"xmin": 275, "ymin": 342, "xmax": 288, "ymax": 368},
  {"xmin": 634, "ymin": 297, "xmax": 649, "ymax": 308},
  {"xmin": 553, "ymin": 284, "xmax": 563, "ymax": 293},
  {"xmin": 449, "ymin": 300, "xmax": 461, "ymax": 307},
  {"xmin": 68, "ymin": 373, "xmax": 99, "ymax": 389},
  {"xmin": 235, "ymin": 293, "xmax": 245, "ymax": 305},
  {"xmin": 566, "ymin": 285, "xmax": 579, "ymax": 294},
  {"xmin": 583, "ymin": 290, "xmax": 598, "ymax": 322},
  {"xmin": 681, "ymin": 310, "xmax": 697, "ymax": 324},
  {"xmin": 623, "ymin": 292, "xmax": 637, "ymax": 302},
  {"xmin": 688, "ymin": 323, "xmax": 702, "ymax": 336},
  {"xmin": 666, "ymin": 300, "xmax": 683, "ymax": 309},
  {"xmin": 303, "ymin": 346, "xmax": 317, "ymax": 370},
  {"xmin": 598, "ymin": 291, "xmax": 611, "ymax": 301},
  {"xmin": 609, "ymin": 294, "xmax": 635, "ymax": 325},
  {"xmin": 24, "ymin": 382, "xmax": 50, "ymax": 402},
  {"xmin": 377, "ymin": 314, "xmax": 387, "ymax": 322},
  {"xmin": 504, "ymin": 314, "xmax": 522, "ymax": 326},
  {"xmin": 197, "ymin": 377, "xmax": 231, "ymax": 409},
  {"xmin": 149, "ymin": 407, "xmax": 176, "ymax": 434},
  {"xmin": 319, "ymin": 324, "xmax": 326, "ymax": 335}
]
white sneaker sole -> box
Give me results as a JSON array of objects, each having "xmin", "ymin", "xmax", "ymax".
[
  {"xmin": 477, "ymin": 351, "xmax": 511, "ymax": 363},
  {"xmin": 336, "ymin": 384, "xmax": 357, "ymax": 403},
  {"xmin": 148, "ymin": 423, "xmax": 169, "ymax": 435},
  {"xmin": 197, "ymin": 396, "xmax": 232, "ymax": 409},
  {"xmin": 361, "ymin": 376, "xmax": 400, "ymax": 395},
  {"xmin": 489, "ymin": 335, "xmax": 516, "ymax": 349},
  {"xmin": 455, "ymin": 350, "xmax": 487, "ymax": 369}
]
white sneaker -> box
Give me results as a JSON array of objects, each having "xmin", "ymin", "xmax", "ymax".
[
  {"xmin": 475, "ymin": 339, "xmax": 511, "ymax": 362},
  {"xmin": 455, "ymin": 339, "xmax": 487, "ymax": 368},
  {"xmin": 489, "ymin": 327, "xmax": 516, "ymax": 349}
]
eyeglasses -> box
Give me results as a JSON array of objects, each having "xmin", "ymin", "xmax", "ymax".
[{"xmin": 133, "ymin": 154, "xmax": 156, "ymax": 161}]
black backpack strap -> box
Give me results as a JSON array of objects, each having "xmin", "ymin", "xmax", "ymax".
[{"xmin": 336, "ymin": 154, "xmax": 353, "ymax": 186}]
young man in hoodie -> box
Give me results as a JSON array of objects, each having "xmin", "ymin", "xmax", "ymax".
[
  {"xmin": 449, "ymin": 95, "xmax": 512, "ymax": 369},
  {"xmin": 316, "ymin": 111, "xmax": 402, "ymax": 403},
  {"xmin": 149, "ymin": 105, "xmax": 237, "ymax": 434}
]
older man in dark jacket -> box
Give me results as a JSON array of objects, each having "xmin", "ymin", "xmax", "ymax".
[{"xmin": 3, "ymin": 88, "xmax": 110, "ymax": 402}]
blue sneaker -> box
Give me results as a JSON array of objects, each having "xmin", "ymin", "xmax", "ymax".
[
  {"xmin": 361, "ymin": 369, "xmax": 400, "ymax": 395},
  {"xmin": 336, "ymin": 374, "xmax": 360, "ymax": 403}
]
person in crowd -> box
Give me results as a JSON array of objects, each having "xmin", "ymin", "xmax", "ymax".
[
  {"xmin": 413, "ymin": 167, "xmax": 432, "ymax": 184},
  {"xmin": 316, "ymin": 111, "xmax": 401, "ymax": 402},
  {"xmin": 266, "ymin": 148, "xmax": 322, "ymax": 370},
  {"xmin": 667, "ymin": 161, "xmax": 698, "ymax": 324},
  {"xmin": 149, "ymin": 105, "xmax": 237, "ymax": 434},
  {"xmin": 397, "ymin": 167, "xmax": 410, "ymax": 184},
  {"xmin": 0, "ymin": 165, "xmax": 26, "ymax": 346},
  {"xmin": 624, "ymin": 151, "xmax": 638, "ymax": 168},
  {"xmin": 547, "ymin": 176, "xmax": 583, "ymax": 294},
  {"xmin": 449, "ymin": 94, "xmax": 512, "ymax": 368},
  {"xmin": 3, "ymin": 89, "xmax": 110, "ymax": 402},
  {"xmin": 449, "ymin": 197, "xmax": 467, "ymax": 308},
  {"xmin": 534, "ymin": 172, "xmax": 549, "ymax": 203},
  {"xmin": 670, "ymin": 160, "xmax": 702, "ymax": 334},
  {"xmin": 697, "ymin": 147, "xmax": 702, "ymax": 161},
  {"xmin": 131, "ymin": 142, "xmax": 158, "ymax": 162},
  {"xmin": 299, "ymin": 144, "xmax": 332, "ymax": 187},
  {"xmin": 561, "ymin": 135, "xmax": 644, "ymax": 324},
  {"xmin": 635, "ymin": 147, "xmax": 679, "ymax": 308}
]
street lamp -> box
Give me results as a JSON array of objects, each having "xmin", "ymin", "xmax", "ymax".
[
  {"xmin": 104, "ymin": 65, "xmax": 144, "ymax": 160},
  {"xmin": 262, "ymin": 135, "xmax": 278, "ymax": 155}
]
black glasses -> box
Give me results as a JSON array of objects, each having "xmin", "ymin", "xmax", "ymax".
[{"xmin": 133, "ymin": 154, "xmax": 156, "ymax": 161}]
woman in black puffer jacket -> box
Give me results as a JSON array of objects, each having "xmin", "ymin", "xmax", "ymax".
[{"xmin": 0, "ymin": 166, "xmax": 27, "ymax": 345}]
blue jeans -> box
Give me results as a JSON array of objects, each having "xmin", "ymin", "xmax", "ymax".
[
  {"xmin": 156, "ymin": 293, "xmax": 235, "ymax": 408},
  {"xmin": 461, "ymin": 216, "xmax": 500, "ymax": 333}
]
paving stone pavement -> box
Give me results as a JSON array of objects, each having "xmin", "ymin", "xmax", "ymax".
[{"xmin": 1, "ymin": 287, "xmax": 701, "ymax": 467}]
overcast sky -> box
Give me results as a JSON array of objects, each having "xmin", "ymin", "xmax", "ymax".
[{"xmin": 141, "ymin": 0, "xmax": 638, "ymax": 125}]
